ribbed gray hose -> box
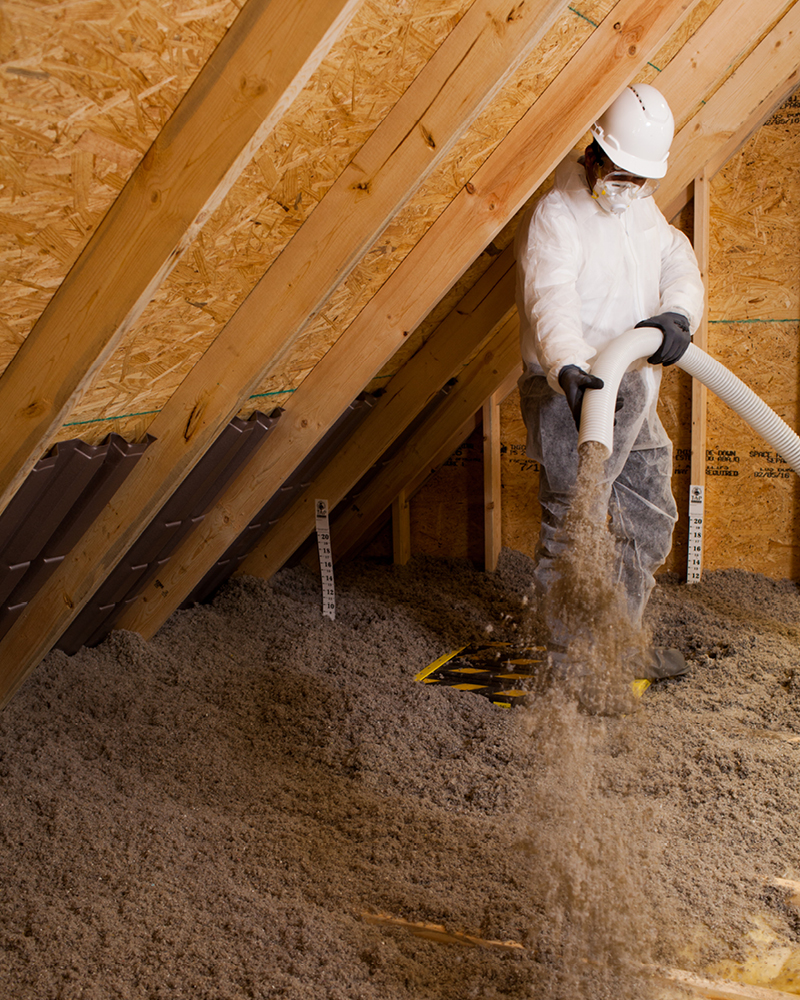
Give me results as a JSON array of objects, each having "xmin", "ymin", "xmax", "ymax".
[{"xmin": 578, "ymin": 326, "xmax": 800, "ymax": 476}]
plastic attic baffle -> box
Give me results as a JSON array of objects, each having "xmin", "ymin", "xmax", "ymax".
[
  {"xmin": 0, "ymin": 435, "xmax": 153, "ymax": 644},
  {"xmin": 56, "ymin": 409, "xmax": 281, "ymax": 654}
]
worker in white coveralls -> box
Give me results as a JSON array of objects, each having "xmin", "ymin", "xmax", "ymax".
[{"xmin": 514, "ymin": 83, "xmax": 705, "ymax": 680}]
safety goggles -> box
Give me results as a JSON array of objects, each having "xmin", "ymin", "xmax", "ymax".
[{"xmin": 596, "ymin": 169, "xmax": 659, "ymax": 200}]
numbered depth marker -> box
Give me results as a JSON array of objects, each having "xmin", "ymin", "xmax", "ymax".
[
  {"xmin": 686, "ymin": 484, "xmax": 704, "ymax": 584},
  {"xmin": 315, "ymin": 499, "xmax": 336, "ymax": 620}
]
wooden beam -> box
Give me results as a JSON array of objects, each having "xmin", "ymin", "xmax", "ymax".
[
  {"xmin": 483, "ymin": 390, "xmax": 503, "ymax": 572},
  {"xmin": 108, "ymin": 0, "xmax": 704, "ymax": 642},
  {"xmin": 652, "ymin": 0, "xmax": 794, "ymax": 131},
  {"xmin": 339, "ymin": 370, "xmax": 517, "ymax": 565},
  {"xmin": 0, "ymin": 0, "xmax": 364, "ymax": 512},
  {"xmin": 0, "ymin": 0, "xmax": 567, "ymax": 704},
  {"xmin": 361, "ymin": 910, "xmax": 524, "ymax": 951},
  {"xmin": 659, "ymin": 3, "xmax": 800, "ymax": 221},
  {"xmin": 391, "ymin": 491, "xmax": 411, "ymax": 566},
  {"xmin": 655, "ymin": 966, "xmax": 800, "ymax": 1000}
]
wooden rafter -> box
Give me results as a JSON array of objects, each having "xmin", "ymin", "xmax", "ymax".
[
  {"xmin": 0, "ymin": 0, "xmax": 569, "ymax": 703},
  {"xmin": 0, "ymin": 0, "xmax": 364, "ymax": 512},
  {"xmin": 110, "ymin": 0, "xmax": 704, "ymax": 643},
  {"xmin": 659, "ymin": 1, "xmax": 800, "ymax": 221}
]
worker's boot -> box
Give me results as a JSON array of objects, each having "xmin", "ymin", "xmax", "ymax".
[{"xmin": 636, "ymin": 646, "xmax": 689, "ymax": 680}]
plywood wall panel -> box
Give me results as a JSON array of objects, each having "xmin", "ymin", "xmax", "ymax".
[{"xmin": 704, "ymin": 94, "xmax": 800, "ymax": 578}]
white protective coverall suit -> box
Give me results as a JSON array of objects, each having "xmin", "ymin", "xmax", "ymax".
[{"xmin": 515, "ymin": 152, "xmax": 705, "ymax": 648}]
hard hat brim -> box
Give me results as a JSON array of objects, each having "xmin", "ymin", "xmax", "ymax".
[{"xmin": 593, "ymin": 132, "xmax": 668, "ymax": 180}]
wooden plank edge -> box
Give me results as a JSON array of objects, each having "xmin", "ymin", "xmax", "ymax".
[
  {"xmin": 653, "ymin": 965, "xmax": 800, "ymax": 1000},
  {"xmin": 360, "ymin": 910, "xmax": 524, "ymax": 951}
]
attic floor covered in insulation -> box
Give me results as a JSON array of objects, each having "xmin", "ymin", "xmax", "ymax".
[{"xmin": 1, "ymin": 549, "xmax": 799, "ymax": 1000}]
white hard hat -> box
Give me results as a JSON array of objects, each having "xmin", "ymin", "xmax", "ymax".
[{"xmin": 590, "ymin": 83, "xmax": 674, "ymax": 179}]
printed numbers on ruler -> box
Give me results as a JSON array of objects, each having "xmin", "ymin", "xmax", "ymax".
[
  {"xmin": 686, "ymin": 484, "xmax": 704, "ymax": 585},
  {"xmin": 315, "ymin": 499, "xmax": 336, "ymax": 620}
]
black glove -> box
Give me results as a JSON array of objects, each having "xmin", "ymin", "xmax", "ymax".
[
  {"xmin": 558, "ymin": 364, "xmax": 604, "ymax": 430},
  {"xmin": 636, "ymin": 311, "xmax": 691, "ymax": 366}
]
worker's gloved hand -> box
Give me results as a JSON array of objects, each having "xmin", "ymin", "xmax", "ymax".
[
  {"xmin": 636, "ymin": 311, "xmax": 691, "ymax": 366},
  {"xmin": 558, "ymin": 364, "xmax": 604, "ymax": 430}
]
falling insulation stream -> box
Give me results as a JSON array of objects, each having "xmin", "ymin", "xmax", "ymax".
[{"xmin": 578, "ymin": 325, "xmax": 800, "ymax": 476}]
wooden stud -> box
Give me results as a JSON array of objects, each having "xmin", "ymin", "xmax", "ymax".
[
  {"xmin": 483, "ymin": 389, "xmax": 503, "ymax": 572},
  {"xmin": 348, "ymin": 371, "xmax": 517, "ymax": 566},
  {"xmin": 392, "ymin": 491, "xmax": 411, "ymax": 567},
  {"xmin": 326, "ymin": 316, "xmax": 521, "ymax": 562}
]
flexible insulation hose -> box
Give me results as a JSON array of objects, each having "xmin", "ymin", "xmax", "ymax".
[{"xmin": 578, "ymin": 326, "xmax": 800, "ymax": 476}]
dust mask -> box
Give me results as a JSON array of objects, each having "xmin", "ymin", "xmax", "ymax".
[
  {"xmin": 591, "ymin": 170, "xmax": 658, "ymax": 216},
  {"xmin": 592, "ymin": 178, "xmax": 638, "ymax": 215}
]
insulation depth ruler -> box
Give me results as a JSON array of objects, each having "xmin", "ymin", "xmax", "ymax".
[
  {"xmin": 315, "ymin": 499, "xmax": 336, "ymax": 620},
  {"xmin": 687, "ymin": 484, "xmax": 704, "ymax": 584}
]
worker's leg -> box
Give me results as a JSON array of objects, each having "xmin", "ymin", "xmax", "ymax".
[
  {"xmin": 519, "ymin": 369, "xmax": 660, "ymax": 642},
  {"xmin": 517, "ymin": 374, "xmax": 580, "ymax": 647},
  {"xmin": 608, "ymin": 442, "xmax": 678, "ymax": 629}
]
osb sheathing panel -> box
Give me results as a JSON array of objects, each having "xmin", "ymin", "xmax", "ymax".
[
  {"xmin": 1, "ymin": 0, "xmax": 739, "ymax": 449},
  {"xmin": 412, "ymin": 92, "xmax": 800, "ymax": 580},
  {"xmin": 41, "ymin": 0, "xmax": 617, "ymax": 444},
  {"xmin": 704, "ymin": 93, "xmax": 800, "ymax": 578},
  {"xmin": 43, "ymin": 0, "xmax": 478, "ymax": 443},
  {"xmin": 1, "ymin": 0, "xmax": 472, "ymax": 445},
  {"xmin": 0, "ymin": 0, "xmax": 241, "ymax": 375}
]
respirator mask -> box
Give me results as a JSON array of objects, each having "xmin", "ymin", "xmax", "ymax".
[{"xmin": 592, "ymin": 170, "xmax": 659, "ymax": 216}]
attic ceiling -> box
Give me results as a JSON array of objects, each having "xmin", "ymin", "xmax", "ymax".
[{"xmin": 0, "ymin": 0, "xmax": 798, "ymax": 705}]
